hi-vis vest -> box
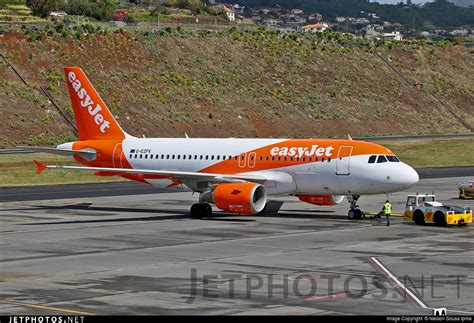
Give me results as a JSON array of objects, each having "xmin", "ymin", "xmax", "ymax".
[{"xmin": 384, "ymin": 202, "xmax": 392, "ymax": 214}]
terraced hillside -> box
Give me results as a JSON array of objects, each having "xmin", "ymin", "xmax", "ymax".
[{"xmin": 0, "ymin": 27, "xmax": 473, "ymax": 147}]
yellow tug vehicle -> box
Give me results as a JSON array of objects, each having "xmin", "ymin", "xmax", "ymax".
[{"xmin": 404, "ymin": 193, "xmax": 472, "ymax": 226}]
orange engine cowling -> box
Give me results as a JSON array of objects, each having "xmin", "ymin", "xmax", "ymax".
[
  {"xmin": 297, "ymin": 194, "xmax": 345, "ymax": 206},
  {"xmin": 212, "ymin": 183, "xmax": 267, "ymax": 215}
]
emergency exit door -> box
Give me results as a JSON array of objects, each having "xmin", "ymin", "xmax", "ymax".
[{"xmin": 336, "ymin": 146, "xmax": 352, "ymax": 175}]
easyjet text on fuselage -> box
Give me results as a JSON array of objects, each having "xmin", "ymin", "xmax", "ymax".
[{"xmin": 270, "ymin": 145, "xmax": 334, "ymax": 158}]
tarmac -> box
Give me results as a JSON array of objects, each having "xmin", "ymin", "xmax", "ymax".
[{"xmin": 0, "ymin": 176, "xmax": 473, "ymax": 315}]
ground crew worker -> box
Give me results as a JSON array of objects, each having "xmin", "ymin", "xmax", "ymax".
[{"xmin": 383, "ymin": 200, "xmax": 392, "ymax": 226}]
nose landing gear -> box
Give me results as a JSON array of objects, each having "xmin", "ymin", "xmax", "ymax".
[{"xmin": 347, "ymin": 195, "xmax": 362, "ymax": 220}]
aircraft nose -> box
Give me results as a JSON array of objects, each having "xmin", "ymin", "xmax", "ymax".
[{"xmin": 401, "ymin": 163, "xmax": 419, "ymax": 187}]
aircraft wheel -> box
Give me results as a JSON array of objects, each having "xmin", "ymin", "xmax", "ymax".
[
  {"xmin": 190, "ymin": 203, "xmax": 204, "ymax": 219},
  {"xmin": 348, "ymin": 209, "xmax": 362, "ymax": 220},
  {"xmin": 203, "ymin": 203, "xmax": 213, "ymax": 216}
]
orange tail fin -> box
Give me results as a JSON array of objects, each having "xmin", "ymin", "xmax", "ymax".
[{"xmin": 64, "ymin": 67, "xmax": 127, "ymax": 141}]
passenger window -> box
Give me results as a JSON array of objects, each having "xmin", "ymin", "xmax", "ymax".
[
  {"xmin": 368, "ymin": 155, "xmax": 376, "ymax": 163},
  {"xmin": 278, "ymin": 157, "xmax": 281, "ymax": 161},
  {"xmin": 322, "ymin": 157, "xmax": 325, "ymax": 162},
  {"xmin": 172, "ymin": 155, "xmax": 175, "ymax": 159},
  {"xmin": 206, "ymin": 156, "xmax": 209, "ymax": 160},
  {"xmin": 377, "ymin": 155, "xmax": 388, "ymax": 163},
  {"xmin": 315, "ymin": 157, "xmax": 318, "ymax": 162},
  {"xmin": 296, "ymin": 157, "xmax": 299, "ymax": 162},
  {"xmin": 189, "ymin": 155, "xmax": 192, "ymax": 160},
  {"xmin": 129, "ymin": 154, "xmax": 132, "ymax": 159},
  {"xmin": 272, "ymin": 157, "xmax": 275, "ymax": 161},
  {"xmin": 302, "ymin": 157, "xmax": 305, "ymax": 162},
  {"xmin": 211, "ymin": 155, "xmax": 214, "ymax": 160},
  {"xmin": 200, "ymin": 155, "xmax": 203, "ymax": 160},
  {"xmin": 309, "ymin": 157, "xmax": 312, "ymax": 162},
  {"xmin": 328, "ymin": 158, "xmax": 331, "ymax": 162},
  {"xmin": 217, "ymin": 156, "xmax": 220, "ymax": 160},
  {"xmin": 134, "ymin": 154, "xmax": 137, "ymax": 159},
  {"xmin": 266, "ymin": 156, "xmax": 269, "ymax": 161},
  {"xmin": 177, "ymin": 155, "xmax": 181, "ymax": 160},
  {"xmin": 161, "ymin": 155, "xmax": 164, "ymax": 159},
  {"xmin": 260, "ymin": 156, "xmax": 263, "ymax": 161},
  {"xmin": 223, "ymin": 156, "xmax": 226, "ymax": 160},
  {"xmin": 386, "ymin": 155, "xmax": 400, "ymax": 162},
  {"xmin": 194, "ymin": 155, "xmax": 198, "ymax": 160},
  {"xmin": 183, "ymin": 155, "xmax": 186, "ymax": 160},
  {"xmin": 140, "ymin": 154, "xmax": 143, "ymax": 159},
  {"xmin": 166, "ymin": 155, "xmax": 169, "ymax": 159}
]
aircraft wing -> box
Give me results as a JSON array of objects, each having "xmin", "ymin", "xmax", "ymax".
[{"xmin": 33, "ymin": 160, "xmax": 268, "ymax": 185}]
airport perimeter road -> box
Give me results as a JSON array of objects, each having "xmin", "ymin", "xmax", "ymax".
[{"xmin": 0, "ymin": 176, "xmax": 472, "ymax": 315}]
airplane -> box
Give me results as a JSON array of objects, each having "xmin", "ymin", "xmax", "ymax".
[{"xmin": 27, "ymin": 67, "xmax": 419, "ymax": 219}]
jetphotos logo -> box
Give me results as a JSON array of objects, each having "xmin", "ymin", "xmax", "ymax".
[
  {"xmin": 68, "ymin": 71, "xmax": 110, "ymax": 133},
  {"xmin": 270, "ymin": 145, "xmax": 334, "ymax": 158}
]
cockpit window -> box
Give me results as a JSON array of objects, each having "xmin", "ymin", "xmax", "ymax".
[
  {"xmin": 377, "ymin": 155, "xmax": 388, "ymax": 163},
  {"xmin": 386, "ymin": 155, "xmax": 400, "ymax": 162},
  {"xmin": 368, "ymin": 155, "xmax": 377, "ymax": 163}
]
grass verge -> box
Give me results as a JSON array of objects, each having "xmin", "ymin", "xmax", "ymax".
[
  {"xmin": 0, "ymin": 153, "xmax": 125, "ymax": 187},
  {"xmin": 379, "ymin": 138, "xmax": 474, "ymax": 168}
]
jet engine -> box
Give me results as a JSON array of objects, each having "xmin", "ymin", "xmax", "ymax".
[
  {"xmin": 297, "ymin": 194, "xmax": 345, "ymax": 206},
  {"xmin": 201, "ymin": 183, "xmax": 267, "ymax": 215}
]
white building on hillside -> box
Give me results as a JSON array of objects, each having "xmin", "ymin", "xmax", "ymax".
[{"xmin": 383, "ymin": 31, "xmax": 403, "ymax": 41}]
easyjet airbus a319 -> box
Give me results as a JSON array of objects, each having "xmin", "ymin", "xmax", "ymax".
[{"xmin": 27, "ymin": 67, "xmax": 419, "ymax": 219}]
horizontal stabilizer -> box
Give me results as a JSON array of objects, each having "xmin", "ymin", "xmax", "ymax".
[
  {"xmin": 33, "ymin": 160, "xmax": 46, "ymax": 174},
  {"xmin": 17, "ymin": 146, "xmax": 96, "ymax": 160}
]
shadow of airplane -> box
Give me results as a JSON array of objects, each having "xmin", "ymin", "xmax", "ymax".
[
  {"xmin": 9, "ymin": 202, "xmax": 369, "ymax": 226},
  {"xmin": 12, "ymin": 203, "xmax": 258, "ymax": 225}
]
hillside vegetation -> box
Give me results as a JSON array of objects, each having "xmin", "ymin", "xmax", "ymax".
[
  {"xmin": 237, "ymin": 0, "xmax": 474, "ymax": 28},
  {"xmin": 0, "ymin": 26, "xmax": 473, "ymax": 147}
]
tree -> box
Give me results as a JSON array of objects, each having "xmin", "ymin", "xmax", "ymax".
[
  {"xmin": 61, "ymin": 0, "xmax": 117, "ymax": 21},
  {"xmin": 32, "ymin": 0, "xmax": 62, "ymax": 18}
]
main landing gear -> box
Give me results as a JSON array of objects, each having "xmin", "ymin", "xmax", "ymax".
[
  {"xmin": 190, "ymin": 203, "xmax": 212, "ymax": 219},
  {"xmin": 347, "ymin": 195, "xmax": 363, "ymax": 220}
]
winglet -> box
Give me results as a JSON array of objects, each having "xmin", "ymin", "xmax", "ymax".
[{"xmin": 34, "ymin": 160, "xmax": 46, "ymax": 174}]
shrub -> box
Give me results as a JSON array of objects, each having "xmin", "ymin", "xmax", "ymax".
[
  {"xmin": 112, "ymin": 9, "xmax": 126, "ymax": 21},
  {"xmin": 32, "ymin": 0, "xmax": 62, "ymax": 18}
]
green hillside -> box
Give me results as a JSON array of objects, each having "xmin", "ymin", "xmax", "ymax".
[{"xmin": 0, "ymin": 26, "xmax": 473, "ymax": 148}]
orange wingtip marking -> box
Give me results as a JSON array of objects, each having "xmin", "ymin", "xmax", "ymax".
[{"xmin": 33, "ymin": 160, "xmax": 46, "ymax": 174}]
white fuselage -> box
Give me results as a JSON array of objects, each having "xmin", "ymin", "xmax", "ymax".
[{"xmin": 117, "ymin": 137, "xmax": 419, "ymax": 196}]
